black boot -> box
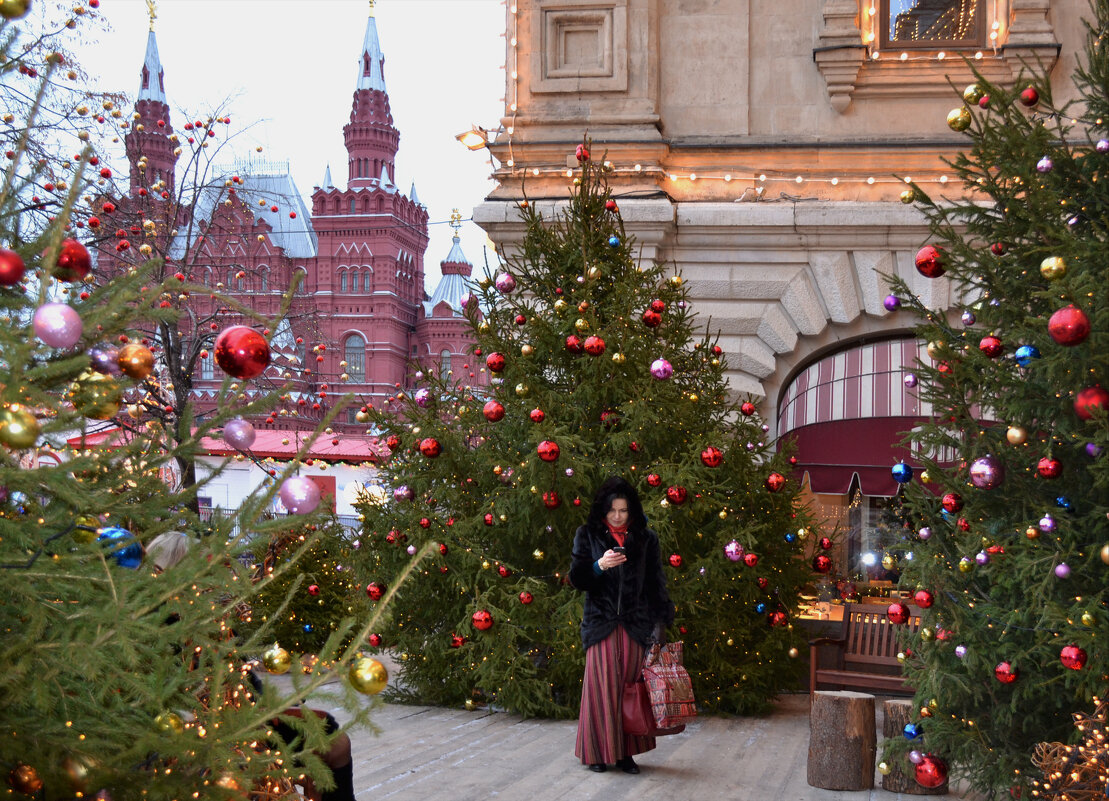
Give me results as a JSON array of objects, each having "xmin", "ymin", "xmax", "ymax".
[
  {"xmin": 321, "ymin": 760, "xmax": 356, "ymax": 801},
  {"xmin": 616, "ymin": 756, "xmax": 640, "ymax": 774}
]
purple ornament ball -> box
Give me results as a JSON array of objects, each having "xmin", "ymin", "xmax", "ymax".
[
  {"xmin": 954, "ymin": 645, "xmax": 967, "ymax": 659},
  {"xmin": 393, "ymin": 485, "xmax": 414, "ymax": 502},
  {"xmin": 884, "ymin": 295, "xmax": 901, "ymax": 311},
  {"xmin": 407, "ymin": 545, "xmax": 417, "ymax": 555},
  {"xmin": 724, "ymin": 540, "xmax": 744, "ymax": 562},
  {"xmin": 650, "ymin": 358, "xmax": 673, "ymax": 380},
  {"xmin": 279, "ymin": 476, "xmax": 321, "ymax": 515},
  {"xmin": 1098, "ymin": 139, "xmax": 1109, "ymax": 153},
  {"xmin": 414, "ymin": 388, "xmax": 432, "ymax": 408},
  {"xmin": 968, "ymin": 454, "xmax": 1005, "ymax": 489},
  {"xmin": 1036, "ymin": 156, "xmax": 1053, "ymax": 173},
  {"xmin": 223, "ymin": 417, "xmax": 256, "ymax": 450},
  {"xmin": 975, "ymin": 551, "xmax": 990, "ymax": 566},
  {"xmin": 1039, "ymin": 514, "xmax": 1056, "ymax": 533},
  {"xmin": 1086, "ymin": 442, "xmax": 1103, "ymax": 458},
  {"xmin": 917, "ymin": 526, "xmax": 932, "ymax": 540},
  {"xmin": 33, "ymin": 303, "xmax": 83, "ymax": 348},
  {"xmin": 1054, "ymin": 562, "xmax": 1071, "ymax": 579},
  {"xmin": 908, "ymin": 750, "xmax": 924, "ymax": 765},
  {"xmin": 903, "ymin": 373, "xmax": 918, "ymax": 389},
  {"xmin": 961, "ymin": 310, "xmax": 976, "ymax": 326},
  {"xmin": 89, "ymin": 343, "xmax": 122, "ymax": 376},
  {"xmin": 494, "ymin": 272, "xmax": 517, "ymax": 293}
]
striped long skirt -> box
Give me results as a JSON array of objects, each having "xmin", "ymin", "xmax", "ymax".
[{"xmin": 575, "ymin": 625, "xmax": 657, "ymax": 765}]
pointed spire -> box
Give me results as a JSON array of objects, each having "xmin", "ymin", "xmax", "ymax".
[
  {"xmin": 138, "ymin": 29, "xmax": 166, "ymax": 103},
  {"xmin": 379, "ymin": 164, "xmax": 392, "ymax": 186},
  {"xmin": 409, "ymin": 181, "xmax": 420, "ymax": 206},
  {"xmin": 322, "ymin": 164, "xmax": 334, "ymax": 189},
  {"xmin": 356, "ymin": 5, "xmax": 387, "ymax": 92}
]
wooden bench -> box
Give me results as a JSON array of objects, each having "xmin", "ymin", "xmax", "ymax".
[{"xmin": 809, "ymin": 608, "xmax": 920, "ymax": 701}]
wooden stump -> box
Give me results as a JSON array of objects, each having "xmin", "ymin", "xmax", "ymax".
[
  {"xmin": 807, "ymin": 690, "xmax": 876, "ymax": 790},
  {"xmin": 882, "ymin": 699, "xmax": 949, "ymax": 794}
]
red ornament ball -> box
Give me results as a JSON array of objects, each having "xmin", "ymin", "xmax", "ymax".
[
  {"xmin": 386, "ymin": 435, "xmax": 401, "ymax": 451},
  {"xmin": 641, "ymin": 309, "xmax": 662, "ymax": 328},
  {"xmin": 485, "ymin": 352, "xmax": 507, "ymax": 373},
  {"xmin": 1019, "ymin": 86, "xmax": 1039, "ymax": 106},
  {"xmin": 365, "ymin": 582, "xmax": 386, "ymax": 601},
  {"xmin": 768, "ymin": 610, "xmax": 788, "ymax": 627},
  {"xmin": 1060, "ymin": 644, "xmax": 1087, "ymax": 670},
  {"xmin": 666, "ymin": 485, "xmax": 687, "ymax": 504},
  {"xmin": 0, "ymin": 248, "xmax": 26, "ymax": 286},
  {"xmin": 818, "ymin": 536, "xmax": 832, "ymax": 551},
  {"xmin": 646, "ymin": 473, "xmax": 661, "ymax": 487},
  {"xmin": 941, "ymin": 492, "xmax": 963, "ymax": 513},
  {"xmin": 1037, "ymin": 457, "xmax": 1062, "ymax": 479},
  {"xmin": 439, "ymin": 543, "xmax": 449, "ymax": 555},
  {"xmin": 740, "ymin": 402, "xmax": 756, "ymax": 416},
  {"xmin": 497, "ymin": 564, "xmax": 512, "ymax": 578},
  {"xmin": 605, "ymin": 199, "xmax": 618, "ymax": 212},
  {"xmin": 537, "ymin": 440, "xmax": 560, "ymax": 461},
  {"xmin": 529, "ymin": 408, "xmax": 545, "ymax": 423},
  {"xmin": 1048, "ymin": 305, "xmax": 1090, "ymax": 347},
  {"xmin": 756, "ymin": 577, "xmax": 769, "ymax": 589},
  {"xmin": 994, "ymin": 660, "xmax": 1019, "ymax": 683},
  {"xmin": 483, "ymin": 400, "xmax": 505, "ymax": 422},
  {"xmin": 519, "ymin": 591, "xmax": 534, "ymax": 605},
  {"xmin": 743, "ymin": 552, "xmax": 759, "ymax": 568},
  {"xmin": 1075, "ymin": 386, "xmax": 1109, "ymax": 420},
  {"xmin": 575, "ymin": 144, "xmax": 590, "ymax": 162},
  {"xmin": 419, "ymin": 517, "xmax": 431, "ymax": 529},
  {"xmin": 650, "ymin": 299, "xmax": 666, "ymax": 313},
  {"xmin": 450, "ymin": 635, "xmax": 466, "ymax": 648},
  {"xmin": 914, "ymin": 755, "xmax": 948, "ymax": 789},
  {"xmin": 53, "ymin": 238, "xmax": 92, "ymax": 282},
  {"xmin": 914, "ymin": 245, "xmax": 946, "ymax": 278},
  {"xmin": 514, "ymin": 314, "xmax": 526, "ymax": 326},
  {"xmin": 764, "ymin": 472, "xmax": 786, "ymax": 492},
  {"xmin": 471, "ymin": 610, "xmax": 494, "ymax": 631},
  {"xmin": 214, "ymin": 326, "xmax": 271, "ymax": 380},
  {"xmin": 565, "ymin": 335, "xmax": 584, "ymax": 354},
  {"xmin": 700, "ymin": 446, "xmax": 723, "ymax": 467},
  {"xmin": 483, "ymin": 513, "xmax": 494, "ymax": 526},
  {"xmin": 887, "ymin": 602, "xmax": 911, "ymax": 625},
  {"xmin": 368, "ymin": 633, "xmax": 383, "ymax": 647},
  {"xmin": 583, "ymin": 335, "xmax": 606, "ymax": 356},
  {"xmin": 978, "ymin": 335, "xmax": 1003, "ymax": 358},
  {"xmin": 913, "ymin": 589, "xmax": 935, "ymax": 608},
  {"xmin": 419, "ymin": 437, "xmax": 441, "ymax": 458},
  {"xmin": 812, "ymin": 554, "xmax": 832, "ymax": 573},
  {"xmin": 668, "ymin": 553, "xmax": 682, "ymax": 568},
  {"xmin": 543, "ymin": 491, "xmax": 561, "ymax": 509}
]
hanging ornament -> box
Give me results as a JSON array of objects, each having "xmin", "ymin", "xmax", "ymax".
[
  {"xmin": 650, "ymin": 358, "xmax": 673, "ymax": 380},
  {"xmin": 941, "ymin": 492, "xmax": 963, "ymax": 513},
  {"xmin": 450, "ymin": 635, "xmax": 466, "ymax": 648},
  {"xmin": 349, "ymin": 656, "xmax": 388, "ymax": 694},
  {"xmin": 485, "ymin": 352, "xmax": 506, "ymax": 373},
  {"xmin": 0, "ymin": 404, "xmax": 39, "ymax": 448},
  {"xmin": 214, "ymin": 326, "xmax": 271, "ymax": 380},
  {"xmin": 1074, "ymin": 386, "xmax": 1109, "ymax": 420},
  {"xmin": 668, "ymin": 553, "xmax": 683, "ymax": 568},
  {"xmin": 1006, "ymin": 426, "xmax": 1027, "ymax": 445},
  {"xmin": 724, "ymin": 540, "xmax": 744, "ymax": 561},
  {"xmin": 891, "ymin": 462, "xmax": 913, "ymax": 483},
  {"xmin": 767, "ymin": 610, "xmax": 788, "ymax": 627},
  {"xmin": 812, "ymin": 554, "xmax": 832, "ymax": 573},
  {"xmin": 883, "ymin": 294, "xmax": 901, "ymax": 311},
  {"xmin": 98, "ymin": 526, "xmax": 143, "ymax": 569},
  {"xmin": 483, "ymin": 400, "xmax": 505, "ymax": 422},
  {"xmin": 519, "ymin": 591, "xmax": 534, "ymax": 605},
  {"xmin": 117, "ymin": 343, "xmax": 155, "ymax": 380},
  {"xmin": 968, "ymin": 455, "xmax": 1004, "ymax": 489},
  {"xmin": 1036, "ymin": 155, "xmax": 1054, "ymax": 173},
  {"xmin": 386, "ymin": 434, "xmax": 401, "ymax": 451},
  {"xmin": 88, "ymin": 343, "xmax": 122, "ymax": 376},
  {"xmin": 261, "ymin": 643, "xmax": 292, "ymax": 674},
  {"xmin": 743, "ymin": 552, "xmax": 759, "ymax": 567},
  {"xmin": 740, "ymin": 402, "xmax": 756, "ymax": 416},
  {"xmin": 913, "ymin": 589, "xmax": 934, "ymax": 608},
  {"xmin": 543, "ymin": 491, "xmax": 561, "ymax": 509},
  {"xmin": 642, "ymin": 309, "xmax": 662, "ymax": 327},
  {"xmin": 529, "ymin": 408, "xmax": 545, "ymax": 423},
  {"xmin": 700, "ymin": 446, "xmax": 723, "ymax": 467},
  {"xmin": 1039, "ymin": 513, "xmax": 1056, "ymax": 533},
  {"xmin": 1047, "ymin": 305, "xmax": 1090, "ymax": 347},
  {"xmin": 1019, "ymin": 86, "xmax": 1039, "ymax": 106},
  {"xmin": 537, "ymin": 440, "xmax": 560, "ymax": 461},
  {"xmin": 1014, "ymin": 345, "xmax": 1040, "ymax": 367},
  {"xmin": 7, "ymin": 764, "xmax": 44, "ymax": 795},
  {"xmin": 994, "ymin": 661, "xmax": 1019, "ymax": 683},
  {"xmin": 764, "ymin": 472, "xmax": 785, "ymax": 492},
  {"xmin": 279, "ymin": 476, "xmax": 321, "ymax": 514},
  {"xmin": 471, "ymin": 610, "xmax": 494, "ymax": 631},
  {"xmin": 52, "ymin": 238, "xmax": 92, "ymax": 282},
  {"xmin": 583, "ymin": 335, "xmax": 606, "ymax": 356},
  {"xmin": 1039, "ymin": 256, "xmax": 1067, "ymax": 280},
  {"xmin": 1036, "ymin": 457, "xmax": 1062, "ymax": 479},
  {"xmin": 961, "ymin": 309, "xmax": 976, "ymax": 326},
  {"xmin": 962, "ymin": 83, "xmax": 984, "ymax": 103},
  {"xmin": 978, "ymin": 335, "xmax": 1003, "ymax": 358},
  {"xmin": 0, "ymin": 248, "xmax": 26, "ymax": 286},
  {"xmin": 1054, "ymin": 562, "xmax": 1071, "ymax": 579},
  {"xmin": 33, "ymin": 302, "xmax": 83, "ymax": 348},
  {"xmin": 494, "ymin": 272, "xmax": 517, "ymax": 293},
  {"xmin": 1059, "ymin": 645, "xmax": 1087, "ymax": 670},
  {"xmin": 607, "ymin": 235, "xmax": 621, "ymax": 248},
  {"xmin": 946, "ymin": 106, "xmax": 972, "ymax": 131},
  {"xmin": 366, "ymin": 582, "xmax": 386, "ymax": 600},
  {"xmin": 419, "ymin": 437, "xmax": 442, "ymax": 458},
  {"xmin": 914, "ymin": 245, "xmax": 945, "ymax": 278},
  {"xmin": 575, "ymin": 144, "xmax": 590, "ymax": 162},
  {"xmin": 413, "ymin": 388, "xmax": 432, "ymax": 408},
  {"xmin": 393, "ymin": 485, "xmax": 414, "ymax": 502},
  {"xmin": 903, "ymin": 722, "xmax": 923, "ymax": 739},
  {"xmin": 223, "ymin": 418, "xmax": 256, "ymax": 450},
  {"xmin": 565, "ymin": 335, "xmax": 584, "ymax": 354},
  {"xmin": 666, "ymin": 485, "xmax": 687, "ymax": 504},
  {"xmin": 914, "ymin": 755, "xmax": 948, "ymax": 789},
  {"xmin": 68, "ymin": 370, "xmax": 122, "ymax": 420},
  {"xmin": 887, "ymin": 602, "xmax": 910, "ymax": 625},
  {"xmin": 903, "ymin": 373, "xmax": 918, "ymax": 388}
]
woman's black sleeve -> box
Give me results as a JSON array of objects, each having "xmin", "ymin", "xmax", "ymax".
[{"xmin": 569, "ymin": 527, "xmax": 601, "ymax": 591}]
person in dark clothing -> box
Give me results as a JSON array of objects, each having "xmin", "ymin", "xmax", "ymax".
[{"xmin": 569, "ymin": 476, "xmax": 675, "ymax": 774}]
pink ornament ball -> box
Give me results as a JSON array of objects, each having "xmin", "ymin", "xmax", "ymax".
[
  {"xmin": 494, "ymin": 272, "xmax": 517, "ymax": 293},
  {"xmin": 724, "ymin": 540, "xmax": 744, "ymax": 561},
  {"xmin": 650, "ymin": 358, "xmax": 673, "ymax": 380},
  {"xmin": 968, "ymin": 454, "xmax": 1004, "ymax": 489},
  {"xmin": 222, "ymin": 417, "xmax": 256, "ymax": 450},
  {"xmin": 414, "ymin": 388, "xmax": 432, "ymax": 408},
  {"xmin": 279, "ymin": 476, "xmax": 321, "ymax": 515},
  {"xmin": 1054, "ymin": 562, "xmax": 1071, "ymax": 578},
  {"xmin": 33, "ymin": 302, "xmax": 83, "ymax": 348}
]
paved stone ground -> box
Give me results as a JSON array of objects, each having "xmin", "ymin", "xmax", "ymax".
[{"xmin": 291, "ymin": 687, "xmax": 983, "ymax": 801}]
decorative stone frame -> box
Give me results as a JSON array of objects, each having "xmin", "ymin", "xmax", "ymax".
[
  {"xmin": 533, "ymin": 0, "xmax": 628, "ymax": 93},
  {"xmin": 814, "ymin": 0, "xmax": 1059, "ymax": 112}
]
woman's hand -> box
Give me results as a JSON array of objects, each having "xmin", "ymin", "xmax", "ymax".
[{"xmin": 598, "ymin": 549, "xmax": 627, "ymax": 570}]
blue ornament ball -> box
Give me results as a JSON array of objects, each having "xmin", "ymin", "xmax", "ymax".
[
  {"xmin": 1014, "ymin": 345, "xmax": 1040, "ymax": 368},
  {"xmin": 303, "ymin": 623, "xmax": 314, "ymax": 633},
  {"xmin": 607, "ymin": 235, "xmax": 620, "ymax": 248},
  {"xmin": 97, "ymin": 526, "xmax": 143, "ymax": 569},
  {"xmin": 903, "ymin": 722, "xmax": 923, "ymax": 740},
  {"xmin": 1055, "ymin": 496, "xmax": 1073, "ymax": 511},
  {"xmin": 784, "ymin": 532, "xmax": 797, "ymax": 543},
  {"xmin": 891, "ymin": 462, "xmax": 913, "ymax": 483},
  {"xmin": 754, "ymin": 602, "xmax": 767, "ymax": 614}
]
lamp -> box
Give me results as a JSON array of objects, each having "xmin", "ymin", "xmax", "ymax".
[{"xmin": 455, "ymin": 125, "xmax": 489, "ymax": 151}]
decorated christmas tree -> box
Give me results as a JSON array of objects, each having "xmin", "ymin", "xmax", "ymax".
[
  {"xmin": 880, "ymin": 3, "xmax": 1109, "ymax": 796},
  {"xmin": 0, "ymin": 5, "xmax": 391, "ymax": 798},
  {"xmin": 353, "ymin": 143, "xmax": 818, "ymax": 718}
]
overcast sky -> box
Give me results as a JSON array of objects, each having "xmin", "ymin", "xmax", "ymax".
[{"xmin": 76, "ymin": 0, "xmax": 507, "ymax": 290}]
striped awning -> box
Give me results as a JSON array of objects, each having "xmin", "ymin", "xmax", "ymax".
[{"xmin": 778, "ymin": 338, "xmax": 932, "ymax": 496}]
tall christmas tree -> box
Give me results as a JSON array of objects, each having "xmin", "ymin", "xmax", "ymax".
[
  {"xmin": 0, "ymin": 5, "xmax": 390, "ymax": 799},
  {"xmin": 353, "ymin": 144, "xmax": 818, "ymax": 718},
  {"xmin": 880, "ymin": 3, "xmax": 1109, "ymax": 796}
]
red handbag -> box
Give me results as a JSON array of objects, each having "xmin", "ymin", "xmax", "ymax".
[
  {"xmin": 642, "ymin": 641, "xmax": 697, "ymax": 728},
  {"xmin": 622, "ymin": 678, "xmax": 685, "ymax": 737}
]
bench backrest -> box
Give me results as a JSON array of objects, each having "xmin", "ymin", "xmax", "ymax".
[{"xmin": 842, "ymin": 608, "xmax": 920, "ymax": 669}]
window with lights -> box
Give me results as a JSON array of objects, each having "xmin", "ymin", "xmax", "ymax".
[
  {"xmin": 344, "ymin": 335, "xmax": 365, "ymax": 381},
  {"xmin": 880, "ymin": 0, "xmax": 983, "ymax": 49}
]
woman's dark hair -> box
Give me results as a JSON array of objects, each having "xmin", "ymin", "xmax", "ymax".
[{"xmin": 586, "ymin": 476, "xmax": 647, "ymax": 533}]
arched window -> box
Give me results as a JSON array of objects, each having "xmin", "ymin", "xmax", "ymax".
[
  {"xmin": 200, "ymin": 350, "xmax": 214, "ymax": 380},
  {"xmin": 203, "ymin": 267, "xmax": 212, "ymax": 287},
  {"xmin": 439, "ymin": 349, "xmax": 452, "ymax": 380},
  {"xmin": 339, "ymin": 272, "xmax": 347, "ymax": 293},
  {"xmin": 349, "ymin": 197, "xmax": 356, "ymax": 214},
  {"xmin": 363, "ymin": 271, "xmax": 371, "ymax": 292},
  {"xmin": 259, "ymin": 267, "xmax": 269, "ymax": 293},
  {"xmin": 345, "ymin": 334, "xmax": 365, "ymax": 380},
  {"xmin": 350, "ymin": 271, "xmax": 358, "ymax": 293}
]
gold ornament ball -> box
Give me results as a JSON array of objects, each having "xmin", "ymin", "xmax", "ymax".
[
  {"xmin": 726, "ymin": 638, "xmax": 734, "ymax": 646},
  {"xmin": 553, "ymin": 299, "xmax": 570, "ymax": 316},
  {"xmin": 1006, "ymin": 426, "xmax": 1027, "ymax": 445},
  {"xmin": 349, "ymin": 656, "xmax": 388, "ymax": 694},
  {"xmin": 920, "ymin": 627, "xmax": 935, "ymax": 641},
  {"xmin": 355, "ymin": 410, "xmax": 370, "ymax": 423},
  {"xmin": 155, "ymin": 711, "xmax": 185, "ymax": 734},
  {"xmin": 611, "ymin": 352, "xmax": 625, "ymax": 364},
  {"xmin": 515, "ymin": 383, "xmax": 530, "ymax": 397},
  {"xmin": 899, "ymin": 188, "xmax": 916, "ymax": 204},
  {"xmin": 69, "ymin": 370, "xmax": 123, "ymax": 420},
  {"xmin": 0, "ymin": 404, "xmax": 39, "ymax": 449},
  {"xmin": 477, "ymin": 321, "xmax": 491, "ymax": 334},
  {"xmin": 1101, "ymin": 543, "xmax": 1109, "ymax": 565},
  {"xmin": 1039, "ymin": 256, "xmax": 1066, "ymax": 280},
  {"xmin": 587, "ymin": 266, "xmax": 602, "ymax": 280},
  {"xmin": 1025, "ymin": 527, "xmax": 1040, "ymax": 540},
  {"xmin": 73, "ymin": 515, "xmax": 100, "ymax": 544},
  {"xmin": 962, "ymin": 83, "xmax": 984, "ymax": 104},
  {"xmin": 877, "ymin": 761, "xmax": 892, "ymax": 776},
  {"xmin": 920, "ymin": 469, "xmax": 933, "ymax": 484},
  {"xmin": 958, "ymin": 558, "xmax": 974, "ymax": 573},
  {"xmin": 668, "ymin": 275, "xmax": 683, "ymax": 288},
  {"xmin": 1081, "ymin": 612, "xmax": 1095, "ymax": 626},
  {"xmin": 262, "ymin": 643, "xmax": 292, "ymax": 675},
  {"xmin": 8, "ymin": 764, "xmax": 43, "ymax": 795},
  {"xmin": 718, "ymin": 510, "xmax": 728, "ymax": 520},
  {"xmin": 482, "ymin": 560, "xmax": 491, "ymax": 569},
  {"xmin": 920, "ymin": 705, "xmax": 933, "ymax": 718},
  {"xmin": 928, "ymin": 698, "xmax": 938, "ymax": 709},
  {"xmin": 881, "ymin": 554, "xmax": 896, "ymax": 571},
  {"xmin": 62, "ymin": 756, "xmax": 93, "ymax": 792},
  {"xmin": 787, "ymin": 647, "xmax": 799, "ymax": 658},
  {"xmin": 896, "ymin": 651, "xmax": 907, "ymax": 664},
  {"xmin": 796, "ymin": 527, "xmax": 809, "ymax": 540},
  {"xmin": 464, "ymin": 699, "xmax": 478, "ymax": 711},
  {"xmin": 574, "ymin": 317, "xmax": 590, "ymax": 332},
  {"xmin": 946, "ymin": 106, "xmax": 972, "ymax": 131},
  {"xmin": 117, "ymin": 343, "xmax": 156, "ymax": 380},
  {"xmin": 520, "ymin": 344, "xmax": 535, "ymax": 357},
  {"xmin": 926, "ymin": 340, "xmax": 944, "ymax": 359},
  {"xmin": 0, "ymin": 0, "xmax": 32, "ymax": 21},
  {"xmin": 127, "ymin": 403, "xmax": 143, "ymax": 420}
]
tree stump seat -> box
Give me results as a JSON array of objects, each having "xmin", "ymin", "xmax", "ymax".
[{"xmin": 807, "ymin": 690, "xmax": 877, "ymax": 790}]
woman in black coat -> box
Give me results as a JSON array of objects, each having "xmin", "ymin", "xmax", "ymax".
[{"xmin": 569, "ymin": 476, "xmax": 675, "ymax": 774}]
